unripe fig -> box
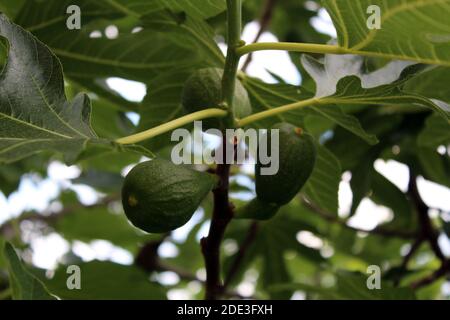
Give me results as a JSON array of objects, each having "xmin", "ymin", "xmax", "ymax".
[
  {"xmin": 255, "ymin": 123, "xmax": 316, "ymax": 205},
  {"xmin": 122, "ymin": 159, "xmax": 216, "ymax": 233},
  {"xmin": 181, "ymin": 68, "xmax": 252, "ymax": 129}
]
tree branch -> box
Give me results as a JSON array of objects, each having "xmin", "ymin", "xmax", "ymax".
[
  {"xmin": 394, "ymin": 238, "xmax": 424, "ymax": 286},
  {"xmin": 223, "ymin": 221, "xmax": 259, "ymax": 289},
  {"xmin": 411, "ymin": 259, "xmax": 450, "ymax": 290},
  {"xmin": 241, "ymin": 0, "xmax": 278, "ymax": 71},
  {"xmin": 408, "ymin": 172, "xmax": 445, "ymax": 262},
  {"xmin": 201, "ymin": 144, "xmax": 234, "ymax": 299},
  {"xmin": 135, "ymin": 239, "xmax": 254, "ymax": 299}
]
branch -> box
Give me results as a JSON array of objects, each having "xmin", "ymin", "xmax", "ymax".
[
  {"xmin": 201, "ymin": 139, "xmax": 234, "ymax": 299},
  {"xmin": 236, "ymin": 41, "xmax": 450, "ymax": 66},
  {"xmin": 301, "ymin": 195, "xmax": 417, "ymax": 239},
  {"xmin": 411, "ymin": 260, "xmax": 450, "ymax": 290},
  {"xmin": 223, "ymin": 222, "xmax": 259, "ymax": 289},
  {"xmin": 408, "ymin": 172, "xmax": 445, "ymax": 262},
  {"xmin": 394, "ymin": 238, "xmax": 424, "ymax": 286},
  {"xmin": 237, "ymin": 42, "xmax": 345, "ymax": 56},
  {"xmin": 241, "ymin": 0, "xmax": 278, "ymax": 71},
  {"xmin": 237, "ymin": 97, "xmax": 318, "ymax": 127},
  {"xmin": 135, "ymin": 239, "xmax": 253, "ymax": 299},
  {"xmin": 115, "ymin": 108, "xmax": 227, "ymax": 145}
]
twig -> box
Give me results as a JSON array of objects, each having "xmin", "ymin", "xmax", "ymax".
[
  {"xmin": 241, "ymin": 0, "xmax": 278, "ymax": 71},
  {"xmin": 408, "ymin": 172, "xmax": 445, "ymax": 262},
  {"xmin": 394, "ymin": 238, "xmax": 424, "ymax": 286},
  {"xmin": 301, "ymin": 195, "xmax": 417, "ymax": 239},
  {"xmin": 411, "ymin": 260, "xmax": 450, "ymax": 290},
  {"xmin": 223, "ymin": 222, "xmax": 259, "ymax": 289},
  {"xmin": 135, "ymin": 236, "xmax": 168, "ymax": 272}
]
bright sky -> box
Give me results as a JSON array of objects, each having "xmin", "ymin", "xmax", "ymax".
[{"xmin": 0, "ymin": 8, "xmax": 449, "ymax": 299}]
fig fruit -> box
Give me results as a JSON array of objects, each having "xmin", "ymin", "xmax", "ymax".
[{"xmin": 122, "ymin": 159, "xmax": 216, "ymax": 233}]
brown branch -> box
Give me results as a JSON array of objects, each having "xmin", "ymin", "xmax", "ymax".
[
  {"xmin": 411, "ymin": 259, "xmax": 450, "ymax": 290},
  {"xmin": 201, "ymin": 137, "xmax": 235, "ymax": 300},
  {"xmin": 135, "ymin": 238, "xmax": 255, "ymax": 299},
  {"xmin": 408, "ymin": 172, "xmax": 445, "ymax": 262},
  {"xmin": 241, "ymin": 0, "xmax": 278, "ymax": 71},
  {"xmin": 301, "ymin": 195, "xmax": 417, "ymax": 239},
  {"xmin": 394, "ymin": 238, "xmax": 424, "ymax": 286},
  {"xmin": 223, "ymin": 221, "xmax": 259, "ymax": 289}
]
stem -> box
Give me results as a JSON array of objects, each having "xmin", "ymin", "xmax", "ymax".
[
  {"xmin": 237, "ymin": 98, "xmax": 318, "ymax": 127},
  {"xmin": 221, "ymin": 0, "xmax": 243, "ymax": 127},
  {"xmin": 237, "ymin": 42, "xmax": 345, "ymax": 56},
  {"xmin": 241, "ymin": 0, "xmax": 278, "ymax": 71},
  {"xmin": 115, "ymin": 108, "xmax": 227, "ymax": 145}
]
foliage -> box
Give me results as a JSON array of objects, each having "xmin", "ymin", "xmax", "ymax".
[{"xmin": 0, "ymin": 0, "xmax": 449, "ymax": 300}]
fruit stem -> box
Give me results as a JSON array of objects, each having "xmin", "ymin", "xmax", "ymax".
[
  {"xmin": 236, "ymin": 42, "xmax": 346, "ymax": 56},
  {"xmin": 237, "ymin": 97, "xmax": 319, "ymax": 127},
  {"xmin": 221, "ymin": 0, "xmax": 243, "ymax": 127},
  {"xmin": 115, "ymin": 108, "xmax": 227, "ymax": 145}
]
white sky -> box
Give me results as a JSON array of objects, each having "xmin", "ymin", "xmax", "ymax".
[{"xmin": 0, "ymin": 8, "xmax": 449, "ymax": 298}]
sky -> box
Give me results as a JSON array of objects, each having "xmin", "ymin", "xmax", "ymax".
[{"xmin": 0, "ymin": 7, "xmax": 449, "ymax": 299}]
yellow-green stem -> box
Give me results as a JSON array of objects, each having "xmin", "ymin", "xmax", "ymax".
[
  {"xmin": 236, "ymin": 42, "xmax": 345, "ymax": 56},
  {"xmin": 237, "ymin": 98, "xmax": 318, "ymax": 127},
  {"xmin": 116, "ymin": 108, "xmax": 227, "ymax": 145}
]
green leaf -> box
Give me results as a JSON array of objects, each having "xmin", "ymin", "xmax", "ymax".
[
  {"xmin": 153, "ymin": 0, "xmax": 226, "ymax": 20},
  {"xmin": 242, "ymin": 76, "xmax": 378, "ymax": 144},
  {"xmin": 3, "ymin": 242, "xmax": 56, "ymax": 300},
  {"xmin": 272, "ymin": 271, "xmax": 416, "ymax": 300},
  {"xmin": 141, "ymin": 9, "xmax": 225, "ymax": 67},
  {"xmin": 0, "ymin": 15, "xmax": 95, "ymax": 163},
  {"xmin": 15, "ymin": 0, "xmax": 118, "ymax": 33},
  {"xmin": 302, "ymin": 54, "xmax": 450, "ymax": 121},
  {"xmin": 371, "ymin": 172, "xmax": 416, "ymax": 231},
  {"xmin": 405, "ymin": 66, "xmax": 450, "ymax": 104},
  {"xmin": 334, "ymin": 271, "xmax": 416, "ymax": 300},
  {"xmin": 0, "ymin": 15, "xmax": 151, "ymax": 164},
  {"xmin": 0, "ymin": 0, "xmax": 25, "ymax": 19},
  {"xmin": 349, "ymin": 158, "xmax": 374, "ymax": 215},
  {"xmin": 417, "ymin": 147, "xmax": 450, "ymax": 188},
  {"xmin": 36, "ymin": 28, "xmax": 198, "ymax": 83},
  {"xmin": 42, "ymin": 261, "xmax": 166, "ymax": 300},
  {"xmin": 103, "ymin": 0, "xmax": 226, "ymax": 20},
  {"xmin": 417, "ymin": 113, "xmax": 450, "ymax": 148},
  {"xmin": 323, "ymin": 0, "xmax": 450, "ymax": 66},
  {"xmin": 138, "ymin": 68, "xmax": 194, "ymax": 151},
  {"xmin": 303, "ymin": 145, "xmax": 342, "ymax": 214},
  {"xmin": 54, "ymin": 207, "xmax": 151, "ymax": 252}
]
